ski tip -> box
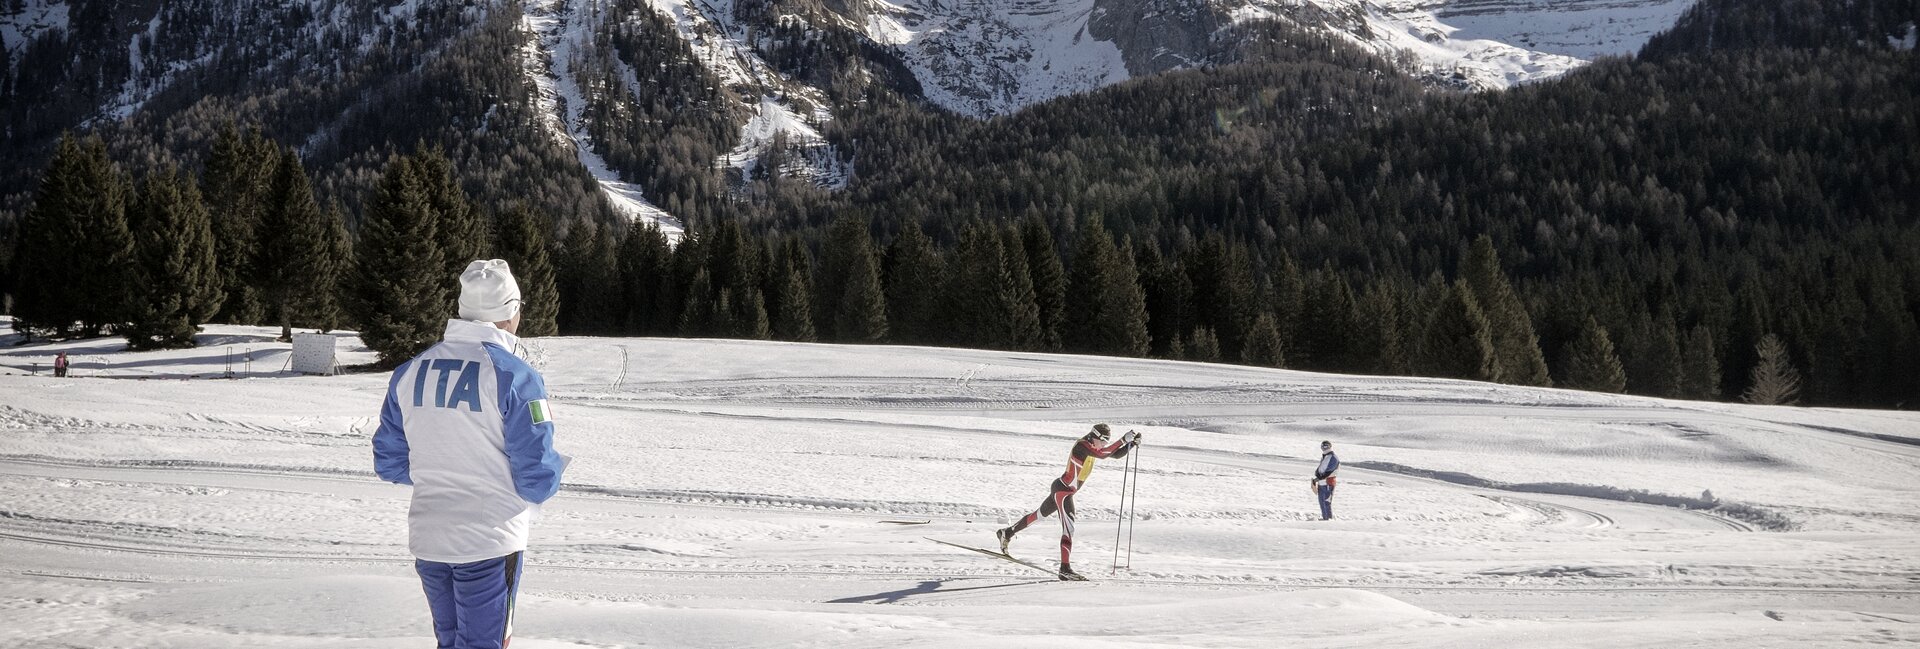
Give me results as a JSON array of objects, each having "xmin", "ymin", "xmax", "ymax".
[{"xmin": 880, "ymin": 519, "xmax": 932, "ymax": 525}]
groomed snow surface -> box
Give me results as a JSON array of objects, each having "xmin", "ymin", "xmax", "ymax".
[{"xmin": 3, "ymin": 323, "xmax": 1918, "ymax": 647}]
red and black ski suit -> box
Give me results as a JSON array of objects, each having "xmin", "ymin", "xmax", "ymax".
[{"xmin": 1007, "ymin": 434, "xmax": 1135, "ymax": 568}]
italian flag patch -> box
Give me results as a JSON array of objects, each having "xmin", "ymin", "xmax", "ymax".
[{"xmin": 529, "ymin": 399, "xmax": 553, "ymax": 424}]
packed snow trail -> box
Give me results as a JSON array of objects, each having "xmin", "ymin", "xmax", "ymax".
[{"xmin": 3, "ymin": 327, "xmax": 1918, "ymax": 646}]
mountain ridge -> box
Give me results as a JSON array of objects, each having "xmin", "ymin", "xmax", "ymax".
[{"xmin": 1, "ymin": 0, "xmax": 1699, "ymax": 224}]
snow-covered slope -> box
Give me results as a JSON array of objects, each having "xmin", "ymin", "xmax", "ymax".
[
  {"xmin": 515, "ymin": 0, "xmax": 848, "ymax": 224},
  {"xmin": 2, "ymin": 324, "xmax": 1916, "ymax": 646},
  {"xmin": 847, "ymin": 0, "xmax": 1700, "ymax": 116},
  {"xmin": 1233, "ymin": 0, "xmax": 1699, "ymax": 93},
  {"xmin": 1407, "ymin": 0, "xmax": 1701, "ymax": 60},
  {"xmin": 863, "ymin": 0, "xmax": 1132, "ymax": 118},
  {"xmin": 521, "ymin": 0, "xmax": 686, "ymax": 239},
  {"xmin": 0, "ymin": 0, "xmax": 68, "ymax": 60}
]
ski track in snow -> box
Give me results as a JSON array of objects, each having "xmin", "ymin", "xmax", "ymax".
[{"xmin": 3, "ymin": 325, "xmax": 1919, "ymax": 646}]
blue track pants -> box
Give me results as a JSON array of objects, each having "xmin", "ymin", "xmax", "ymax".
[{"xmin": 415, "ymin": 551, "xmax": 524, "ymax": 649}]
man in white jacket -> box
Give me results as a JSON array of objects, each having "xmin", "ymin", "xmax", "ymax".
[{"xmin": 374, "ymin": 259, "xmax": 568, "ymax": 649}]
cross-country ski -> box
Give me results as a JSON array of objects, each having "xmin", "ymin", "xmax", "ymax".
[{"xmin": 923, "ymin": 537, "xmax": 1082, "ymax": 581}]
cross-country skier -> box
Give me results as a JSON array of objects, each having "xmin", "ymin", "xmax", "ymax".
[
  {"xmin": 996, "ymin": 423, "xmax": 1140, "ymax": 580},
  {"xmin": 373, "ymin": 259, "xmax": 568, "ymax": 649},
  {"xmin": 1312, "ymin": 440, "xmax": 1339, "ymax": 520}
]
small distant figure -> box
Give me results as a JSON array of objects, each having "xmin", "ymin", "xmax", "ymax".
[
  {"xmin": 1313, "ymin": 440, "xmax": 1339, "ymax": 520},
  {"xmin": 996, "ymin": 423, "xmax": 1140, "ymax": 580},
  {"xmin": 53, "ymin": 352, "xmax": 69, "ymax": 378}
]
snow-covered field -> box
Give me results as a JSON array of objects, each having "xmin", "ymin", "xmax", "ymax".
[{"xmin": 3, "ymin": 324, "xmax": 1918, "ymax": 647}]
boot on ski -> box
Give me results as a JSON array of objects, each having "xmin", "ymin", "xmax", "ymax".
[
  {"xmin": 995, "ymin": 527, "xmax": 1013, "ymax": 554},
  {"xmin": 1057, "ymin": 564, "xmax": 1087, "ymax": 581}
]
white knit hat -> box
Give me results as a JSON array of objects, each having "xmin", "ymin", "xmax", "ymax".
[{"xmin": 458, "ymin": 259, "xmax": 522, "ymax": 322}]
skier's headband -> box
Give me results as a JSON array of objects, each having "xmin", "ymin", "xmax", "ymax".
[{"xmin": 1321, "ymin": 441, "xmax": 1332, "ymax": 449}]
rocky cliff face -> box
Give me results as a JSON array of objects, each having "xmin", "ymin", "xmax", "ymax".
[{"xmin": 1087, "ymin": 0, "xmax": 1218, "ymax": 77}]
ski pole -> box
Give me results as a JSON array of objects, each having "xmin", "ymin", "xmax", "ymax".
[
  {"xmin": 1125, "ymin": 441, "xmax": 1140, "ymax": 569},
  {"xmin": 1112, "ymin": 444, "xmax": 1132, "ymax": 572}
]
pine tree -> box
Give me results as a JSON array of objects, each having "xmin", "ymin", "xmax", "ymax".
[
  {"xmin": 1241, "ymin": 312, "xmax": 1286, "ymax": 367},
  {"xmin": 13, "ymin": 133, "xmax": 135, "ymax": 337},
  {"xmin": 1640, "ymin": 315, "xmax": 1685, "ymax": 397},
  {"xmin": 667, "ymin": 232, "xmax": 709, "ymax": 336},
  {"xmin": 1680, "ymin": 324, "xmax": 1721, "ymax": 400},
  {"xmin": 772, "ymin": 239, "xmax": 816, "ymax": 342},
  {"xmin": 1184, "ymin": 233, "xmax": 1256, "ymax": 359},
  {"xmin": 711, "ymin": 287, "xmax": 739, "ymax": 337},
  {"xmin": 559, "ymin": 222, "xmax": 621, "ymax": 334},
  {"xmin": 1416, "ymin": 280, "xmax": 1497, "ymax": 381},
  {"xmin": 812, "ymin": 216, "xmax": 854, "ymax": 340},
  {"xmin": 257, "ymin": 149, "xmax": 330, "ymax": 342},
  {"xmin": 414, "ymin": 146, "xmax": 486, "ymax": 276},
  {"xmin": 202, "ymin": 124, "xmax": 278, "ymax": 325},
  {"xmin": 827, "ymin": 216, "xmax": 888, "ymax": 342},
  {"xmin": 1187, "ymin": 326, "xmax": 1221, "ymax": 363},
  {"xmin": 351, "ymin": 155, "xmax": 446, "ymax": 366},
  {"xmin": 123, "ymin": 164, "xmax": 222, "ymax": 349},
  {"xmin": 1463, "ymin": 236, "xmax": 1551, "ymax": 386},
  {"xmin": 1020, "ymin": 214, "xmax": 1067, "ymax": 350},
  {"xmin": 1742, "ymin": 333, "xmax": 1802, "ymax": 405},
  {"xmin": 679, "ymin": 268, "xmax": 714, "ymax": 336},
  {"xmin": 314, "ymin": 202, "xmax": 353, "ymax": 332},
  {"xmin": 617, "ymin": 220, "xmax": 671, "ymax": 334},
  {"xmin": 999, "ymin": 224, "xmax": 1044, "ymax": 350},
  {"xmin": 737, "ymin": 288, "xmax": 771, "ymax": 339},
  {"xmin": 492, "ymin": 205, "xmax": 559, "ymax": 337},
  {"xmin": 1297, "ymin": 267, "xmax": 1359, "ymax": 371},
  {"xmin": 947, "ymin": 223, "xmax": 1020, "ymax": 348},
  {"xmin": 1064, "ymin": 218, "xmax": 1149, "ymax": 356},
  {"xmin": 1270, "ymin": 252, "xmax": 1304, "ymax": 359},
  {"xmin": 1107, "ymin": 236, "xmax": 1153, "ymax": 358},
  {"xmin": 1561, "ymin": 314, "xmax": 1628, "ymax": 393},
  {"xmin": 1136, "ymin": 241, "xmax": 1191, "ymax": 358},
  {"xmin": 705, "ymin": 220, "xmax": 759, "ymax": 321},
  {"xmin": 883, "ymin": 218, "xmax": 943, "ymax": 343},
  {"xmin": 1356, "ymin": 279, "xmax": 1411, "ymax": 375}
]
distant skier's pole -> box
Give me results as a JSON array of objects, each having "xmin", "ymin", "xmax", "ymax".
[
  {"xmin": 1125, "ymin": 442, "xmax": 1140, "ymax": 569},
  {"xmin": 1112, "ymin": 446, "xmax": 1132, "ymax": 572}
]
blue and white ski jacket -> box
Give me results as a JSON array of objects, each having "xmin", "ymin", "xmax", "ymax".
[
  {"xmin": 373, "ymin": 319, "xmax": 567, "ymax": 563},
  {"xmin": 1314, "ymin": 451, "xmax": 1340, "ymax": 483}
]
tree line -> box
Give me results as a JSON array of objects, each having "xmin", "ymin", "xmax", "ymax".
[{"xmin": 6, "ymin": 125, "xmax": 558, "ymax": 367}]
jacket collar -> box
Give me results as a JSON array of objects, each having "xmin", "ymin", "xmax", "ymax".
[{"xmin": 443, "ymin": 319, "xmax": 519, "ymax": 351}]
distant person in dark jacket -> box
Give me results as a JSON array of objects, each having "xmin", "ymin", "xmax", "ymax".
[
  {"xmin": 1313, "ymin": 440, "xmax": 1339, "ymax": 520},
  {"xmin": 53, "ymin": 352, "xmax": 68, "ymax": 378}
]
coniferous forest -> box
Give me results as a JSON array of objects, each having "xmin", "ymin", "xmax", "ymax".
[{"xmin": 3, "ymin": 0, "xmax": 1917, "ymax": 409}]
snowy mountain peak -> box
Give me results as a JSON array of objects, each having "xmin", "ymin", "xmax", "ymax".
[{"xmin": 845, "ymin": 0, "xmax": 1701, "ymax": 116}]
